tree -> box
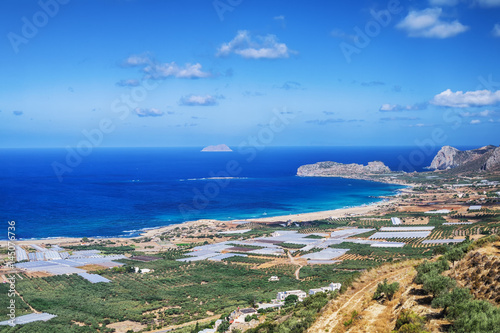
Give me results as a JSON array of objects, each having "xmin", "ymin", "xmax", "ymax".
[
  {"xmin": 373, "ymin": 279, "xmax": 400, "ymax": 301},
  {"xmin": 394, "ymin": 309, "xmax": 429, "ymax": 333},
  {"xmin": 444, "ymin": 247, "xmax": 465, "ymax": 266},
  {"xmin": 217, "ymin": 320, "xmax": 230, "ymax": 332},
  {"xmin": 422, "ymin": 272, "xmax": 455, "ymax": 298},
  {"xmin": 284, "ymin": 294, "xmax": 299, "ymax": 307},
  {"xmin": 431, "ymin": 287, "xmax": 472, "ymax": 316},
  {"xmin": 451, "ymin": 299, "xmax": 500, "ymax": 332}
]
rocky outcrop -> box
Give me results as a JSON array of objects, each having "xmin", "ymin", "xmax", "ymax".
[
  {"xmin": 485, "ymin": 147, "xmax": 500, "ymax": 170},
  {"xmin": 297, "ymin": 161, "xmax": 391, "ymax": 178},
  {"xmin": 429, "ymin": 146, "xmax": 460, "ymax": 170},
  {"xmin": 201, "ymin": 144, "xmax": 232, "ymax": 152},
  {"xmin": 429, "ymin": 145, "xmax": 500, "ymax": 172}
]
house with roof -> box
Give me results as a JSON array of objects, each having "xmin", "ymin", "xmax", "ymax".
[
  {"xmin": 229, "ymin": 307, "xmax": 258, "ymax": 324},
  {"xmin": 276, "ymin": 290, "xmax": 307, "ymax": 302},
  {"xmin": 308, "ymin": 282, "xmax": 342, "ymax": 295}
]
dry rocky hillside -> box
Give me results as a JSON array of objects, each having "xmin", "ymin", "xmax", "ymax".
[
  {"xmin": 429, "ymin": 145, "xmax": 500, "ymax": 172},
  {"xmin": 446, "ymin": 242, "xmax": 500, "ymax": 303}
]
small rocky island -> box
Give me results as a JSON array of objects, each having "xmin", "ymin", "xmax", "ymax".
[
  {"xmin": 297, "ymin": 161, "xmax": 392, "ymax": 180},
  {"xmin": 201, "ymin": 144, "xmax": 233, "ymax": 152}
]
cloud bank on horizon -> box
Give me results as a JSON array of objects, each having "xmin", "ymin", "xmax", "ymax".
[{"xmin": 0, "ymin": 0, "xmax": 499, "ymax": 148}]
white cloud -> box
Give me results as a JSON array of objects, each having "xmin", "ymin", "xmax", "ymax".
[
  {"xmin": 493, "ymin": 23, "xmax": 500, "ymax": 37},
  {"xmin": 475, "ymin": 0, "xmax": 500, "ymax": 7},
  {"xmin": 330, "ymin": 29, "xmax": 358, "ymax": 42},
  {"xmin": 144, "ymin": 62, "xmax": 210, "ymax": 79},
  {"xmin": 379, "ymin": 103, "xmax": 427, "ymax": 112},
  {"xmin": 461, "ymin": 110, "xmax": 497, "ymax": 117},
  {"xmin": 429, "ymin": 0, "xmax": 460, "ymax": 5},
  {"xmin": 470, "ymin": 119, "xmax": 481, "ymax": 124},
  {"xmin": 397, "ymin": 8, "xmax": 469, "ymax": 38},
  {"xmin": 116, "ymin": 79, "xmax": 140, "ymax": 87},
  {"xmin": 380, "ymin": 104, "xmax": 398, "ymax": 111},
  {"xmin": 123, "ymin": 54, "xmax": 211, "ymax": 79},
  {"xmin": 134, "ymin": 108, "xmax": 164, "ymax": 117},
  {"xmin": 123, "ymin": 54, "xmax": 151, "ymax": 66},
  {"xmin": 431, "ymin": 89, "xmax": 500, "ymax": 107},
  {"xmin": 217, "ymin": 30, "xmax": 295, "ymax": 59},
  {"xmin": 179, "ymin": 94, "xmax": 218, "ymax": 106}
]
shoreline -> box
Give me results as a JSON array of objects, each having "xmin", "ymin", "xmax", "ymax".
[
  {"xmin": 3, "ymin": 194, "xmax": 402, "ymax": 246},
  {"xmin": 1, "ymin": 176, "xmax": 412, "ymax": 246}
]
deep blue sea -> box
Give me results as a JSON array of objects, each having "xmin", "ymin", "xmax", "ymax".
[{"xmin": 0, "ymin": 146, "xmax": 466, "ymax": 239}]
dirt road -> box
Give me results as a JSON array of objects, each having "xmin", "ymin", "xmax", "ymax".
[{"xmin": 308, "ymin": 260, "xmax": 420, "ymax": 333}]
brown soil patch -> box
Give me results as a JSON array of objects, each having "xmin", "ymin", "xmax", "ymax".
[
  {"xmin": 107, "ymin": 320, "xmax": 146, "ymax": 333},
  {"xmin": 77, "ymin": 264, "xmax": 107, "ymax": 271},
  {"xmin": 402, "ymin": 216, "xmax": 429, "ymax": 225},
  {"xmin": 23, "ymin": 271, "xmax": 52, "ymax": 278}
]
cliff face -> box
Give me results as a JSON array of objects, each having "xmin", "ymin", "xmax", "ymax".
[
  {"xmin": 297, "ymin": 161, "xmax": 391, "ymax": 177},
  {"xmin": 428, "ymin": 145, "xmax": 500, "ymax": 172},
  {"xmin": 429, "ymin": 146, "xmax": 460, "ymax": 170}
]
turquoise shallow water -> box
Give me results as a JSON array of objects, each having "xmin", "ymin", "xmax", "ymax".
[{"xmin": 0, "ymin": 146, "xmax": 429, "ymax": 239}]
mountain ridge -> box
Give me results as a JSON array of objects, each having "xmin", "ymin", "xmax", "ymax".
[{"xmin": 428, "ymin": 145, "xmax": 500, "ymax": 172}]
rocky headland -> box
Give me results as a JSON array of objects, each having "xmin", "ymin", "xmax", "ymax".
[{"xmin": 297, "ymin": 160, "xmax": 395, "ymax": 182}]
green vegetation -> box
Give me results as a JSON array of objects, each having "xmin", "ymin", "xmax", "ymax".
[
  {"xmin": 63, "ymin": 244, "xmax": 136, "ymax": 255},
  {"xmin": 222, "ymin": 256, "xmax": 271, "ymax": 264},
  {"xmin": 246, "ymin": 291, "xmax": 334, "ymax": 333},
  {"xmin": 281, "ymin": 243, "xmax": 306, "ymax": 249},
  {"xmin": 414, "ymin": 235, "xmax": 500, "ymax": 333},
  {"xmin": 304, "ymin": 234, "xmax": 324, "ymax": 239},
  {"xmin": 330, "ymin": 242, "xmax": 432, "ymax": 263},
  {"xmin": 284, "ymin": 294, "xmax": 299, "ymax": 306},
  {"xmin": 0, "ymin": 251, "xmax": 359, "ymax": 332},
  {"xmin": 373, "ymin": 278, "xmax": 399, "ymax": 301},
  {"xmin": 393, "ymin": 309, "xmax": 429, "ymax": 333}
]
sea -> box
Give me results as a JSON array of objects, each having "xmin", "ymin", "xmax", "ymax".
[{"xmin": 0, "ymin": 146, "xmax": 466, "ymax": 240}]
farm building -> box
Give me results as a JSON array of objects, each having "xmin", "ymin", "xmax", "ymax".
[{"xmin": 277, "ymin": 290, "xmax": 307, "ymax": 301}]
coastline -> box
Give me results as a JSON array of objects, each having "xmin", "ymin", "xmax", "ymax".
[{"xmin": 4, "ymin": 193, "xmax": 402, "ymax": 247}]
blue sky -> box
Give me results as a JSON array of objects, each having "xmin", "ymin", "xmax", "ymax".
[{"xmin": 1, "ymin": 0, "xmax": 499, "ymax": 148}]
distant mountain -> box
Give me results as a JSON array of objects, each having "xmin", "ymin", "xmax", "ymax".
[
  {"xmin": 201, "ymin": 144, "xmax": 233, "ymax": 152},
  {"xmin": 429, "ymin": 145, "xmax": 500, "ymax": 172}
]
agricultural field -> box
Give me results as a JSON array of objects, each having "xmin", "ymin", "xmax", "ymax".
[{"xmin": 2, "ymin": 207, "xmax": 499, "ymax": 332}]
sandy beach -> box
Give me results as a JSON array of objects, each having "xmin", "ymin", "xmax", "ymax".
[{"xmin": 2, "ymin": 193, "xmax": 401, "ymax": 247}]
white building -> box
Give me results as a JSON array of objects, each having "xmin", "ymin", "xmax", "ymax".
[
  {"xmin": 309, "ymin": 283, "xmax": 342, "ymax": 295},
  {"xmin": 469, "ymin": 205, "xmax": 482, "ymax": 211},
  {"xmin": 276, "ymin": 290, "xmax": 307, "ymax": 301},
  {"xmin": 134, "ymin": 267, "xmax": 151, "ymax": 274},
  {"xmin": 268, "ymin": 276, "xmax": 279, "ymax": 282}
]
